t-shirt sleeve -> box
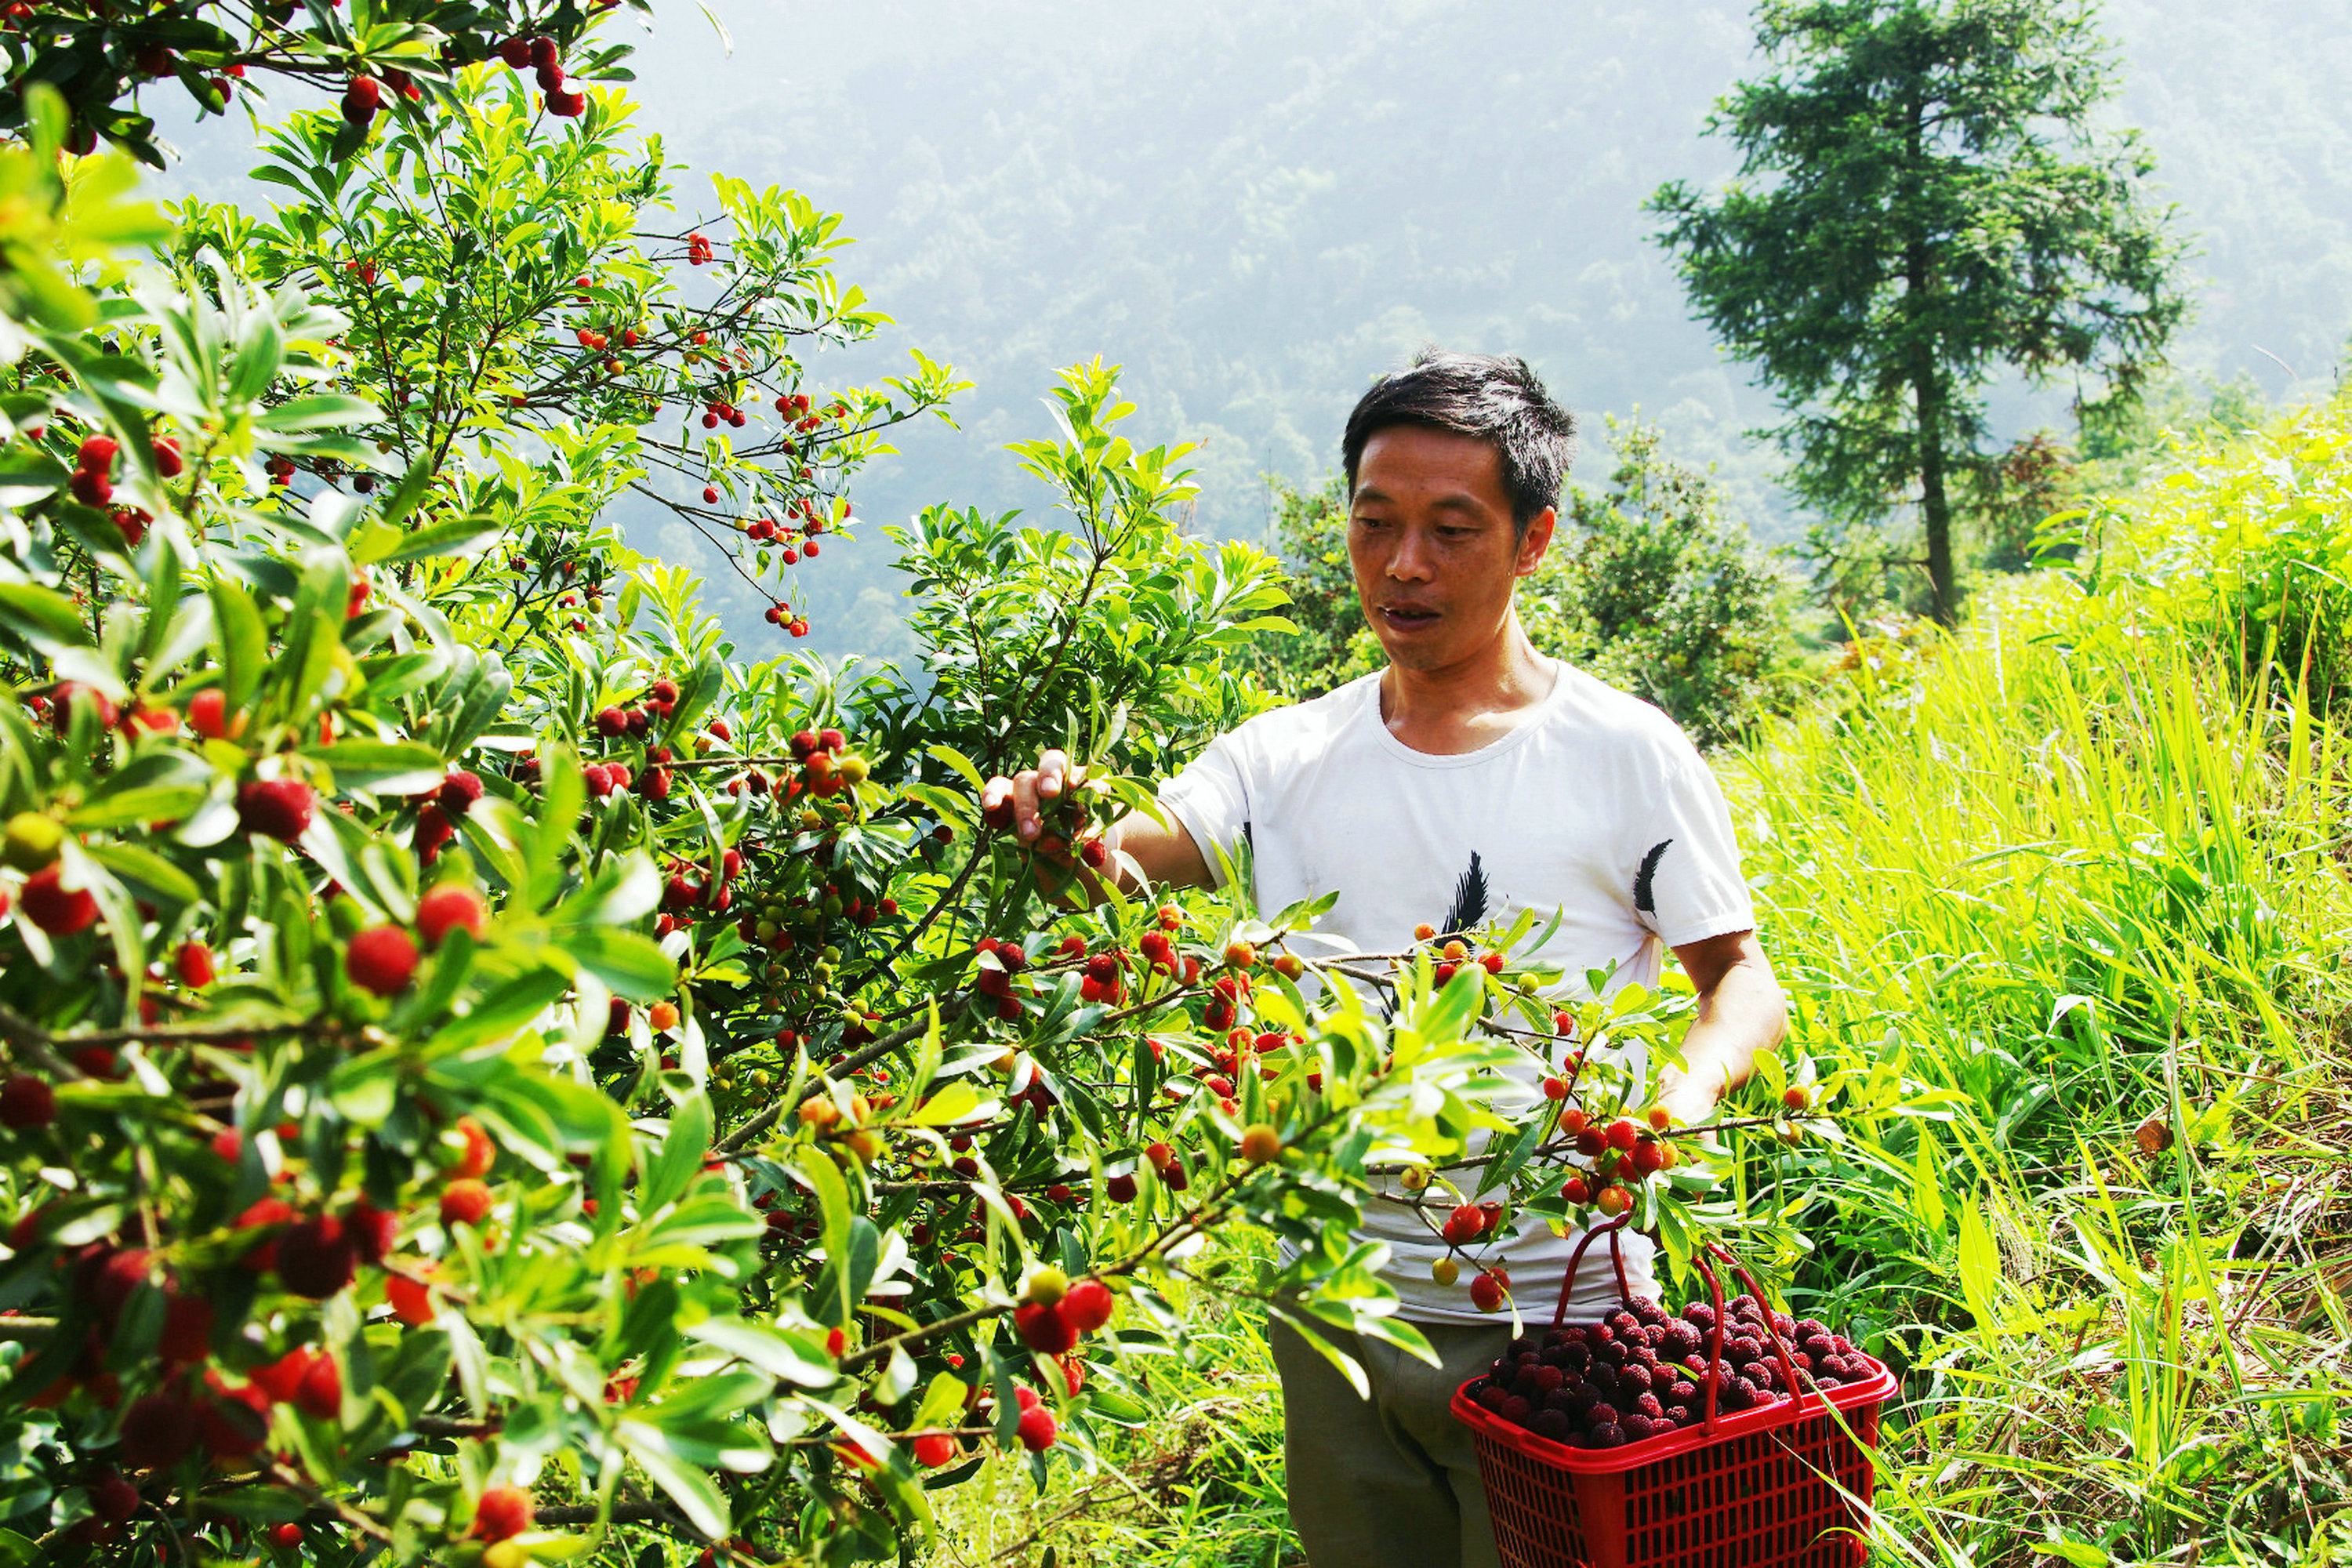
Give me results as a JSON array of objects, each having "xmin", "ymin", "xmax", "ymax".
[
  {"xmin": 1155, "ymin": 730, "xmax": 1251, "ymax": 891},
  {"xmin": 1627, "ymin": 742, "xmax": 1756, "ymax": 949}
]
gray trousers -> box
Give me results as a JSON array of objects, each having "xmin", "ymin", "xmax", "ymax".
[{"xmin": 1269, "ymin": 1316, "xmax": 1512, "ymax": 1568}]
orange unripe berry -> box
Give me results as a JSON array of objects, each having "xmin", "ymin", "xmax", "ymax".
[
  {"xmin": 1782, "ymin": 1085, "xmax": 1812, "ymax": 1112},
  {"xmin": 1413, "ymin": 923, "xmax": 1436, "ymax": 942},
  {"xmin": 648, "ymin": 1000, "xmax": 681, "ymax": 1032},
  {"xmin": 1239, "ymin": 1123, "xmax": 1281, "ymax": 1163},
  {"xmin": 1595, "ymin": 1185, "xmax": 1632, "ymax": 1217},
  {"xmin": 1647, "ymin": 1105, "xmax": 1672, "ymax": 1131},
  {"xmin": 798, "ymin": 1096, "xmax": 840, "ymax": 1128},
  {"xmin": 1559, "ymin": 1107, "xmax": 1588, "ymax": 1135},
  {"xmin": 1224, "ymin": 940, "xmax": 1255, "ymax": 969},
  {"xmin": 1442, "ymin": 939, "xmax": 1468, "ymax": 963}
]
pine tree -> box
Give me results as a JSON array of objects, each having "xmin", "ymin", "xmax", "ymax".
[{"xmin": 1649, "ymin": 0, "xmax": 2187, "ymax": 622}]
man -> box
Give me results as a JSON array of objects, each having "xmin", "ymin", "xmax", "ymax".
[{"xmin": 981, "ymin": 350, "xmax": 1786, "ymax": 1568}]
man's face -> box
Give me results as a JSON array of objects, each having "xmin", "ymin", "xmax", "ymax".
[{"xmin": 1348, "ymin": 426, "xmax": 1555, "ymax": 673}]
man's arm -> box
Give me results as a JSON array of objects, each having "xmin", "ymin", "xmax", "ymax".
[
  {"xmin": 978, "ymin": 749, "xmax": 1214, "ymax": 903},
  {"xmin": 1655, "ymin": 929, "xmax": 1787, "ymax": 1128}
]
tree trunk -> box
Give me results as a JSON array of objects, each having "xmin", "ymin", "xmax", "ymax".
[
  {"xmin": 1911, "ymin": 332, "xmax": 1958, "ymax": 625},
  {"xmin": 1903, "ymin": 92, "xmax": 1959, "ymax": 626}
]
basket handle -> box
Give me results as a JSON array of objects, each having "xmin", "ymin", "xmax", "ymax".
[
  {"xmin": 1692, "ymin": 1240, "xmax": 1821, "ymax": 1432},
  {"xmin": 1546, "ymin": 1210, "xmax": 1635, "ymax": 1330}
]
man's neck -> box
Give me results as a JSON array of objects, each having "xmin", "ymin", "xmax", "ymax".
[{"xmin": 1376, "ymin": 616, "xmax": 1559, "ymax": 757}]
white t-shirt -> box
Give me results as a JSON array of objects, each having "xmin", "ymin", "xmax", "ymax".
[{"xmin": 1156, "ymin": 662, "xmax": 1756, "ymax": 1324}]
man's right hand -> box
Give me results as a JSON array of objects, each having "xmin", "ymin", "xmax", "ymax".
[
  {"xmin": 980, "ymin": 748, "xmax": 1085, "ymax": 855},
  {"xmin": 979, "ymin": 749, "xmax": 1215, "ymax": 897}
]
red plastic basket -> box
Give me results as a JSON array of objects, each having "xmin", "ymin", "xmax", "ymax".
[{"xmin": 1454, "ymin": 1225, "xmax": 1893, "ymax": 1568}]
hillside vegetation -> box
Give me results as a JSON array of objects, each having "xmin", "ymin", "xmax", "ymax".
[{"xmin": 920, "ymin": 392, "xmax": 2352, "ymax": 1567}]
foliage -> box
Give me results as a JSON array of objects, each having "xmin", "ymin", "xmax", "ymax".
[
  {"xmin": 0, "ymin": 0, "xmax": 640, "ymax": 166},
  {"xmin": 1649, "ymin": 0, "xmax": 2189, "ymax": 624},
  {"xmin": 0, "ymin": 58, "xmax": 1838, "ymax": 1568},
  {"xmin": 1247, "ymin": 421, "xmax": 1804, "ymax": 750}
]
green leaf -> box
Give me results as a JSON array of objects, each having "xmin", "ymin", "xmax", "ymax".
[
  {"xmin": 82, "ymin": 840, "xmax": 203, "ymax": 906},
  {"xmin": 0, "ymin": 583, "xmax": 91, "ymax": 651},
  {"xmin": 312, "ymin": 739, "xmax": 448, "ymax": 797},
  {"xmin": 208, "ymin": 579, "xmax": 268, "ymax": 713},
  {"xmin": 560, "ymin": 927, "xmax": 675, "ymax": 1002},
  {"xmin": 641, "ymin": 1094, "xmax": 713, "ymax": 1212},
  {"xmin": 686, "ymin": 1318, "xmax": 840, "ymax": 1389},
  {"xmin": 66, "ymin": 751, "xmax": 212, "ymax": 829}
]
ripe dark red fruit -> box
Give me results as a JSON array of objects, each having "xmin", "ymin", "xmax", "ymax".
[
  {"xmin": 416, "ymin": 884, "xmax": 488, "ymax": 949},
  {"xmin": 346, "ymin": 1200, "xmax": 397, "ymax": 1264},
  {"xmin": 527, "ymin": 34, "xmax": 558, "ymax": 66},
  {"xmin": 236, "ymin": 778, "xmax": 315, "ymax": 842},
  {"xmin": 90, "ymin": 1469, "xmax": 139, "ymax": 1523},
  {"xmin": 1014, "ymin": 1301, "xmax": 1078, "ymax": 1356},
  {"xmin": 547, "ymin": 88, "xmax": 586, "ymax": 117},
  {"xmin": 0, "ymin": 1074, "xmax": 56, "ymax": 1130},
  {"xmin": 118, "ymin": 1391, "xmax": 198, "ymax": 1469},
  {"xmin": 440, "ymin": 1178, "xmax": 493, "ymax": 1228},
  {"xmin": 1105, "ymin": 1172, "xmax": 1138, "ymax": 1203},
  {"xmin": 19, "ymin": 866, "xmax": 96, "ymax": 935},
  {"xmin": 437, "ymin": 769, "xmax": 485, "ymax": 816},
  {"xmin": 49, "ymin": 680, "xmax": 117, "ymax": 731},
  {"xmin": 187, "ymin": 688, "xmax": 233, "ymax": 739},
  {"xmin": 474, "ymin": 1485, "xmax": 535, "ymax": 1541},
  {"xmin": 1469, "ymin": 1271, "xmax": 1508, "ymax": 1313},
  {"xmin": 295, "ymin": 1354, "xmax": 342, "ymax": 1420},
  {"xmin": 275, "ymin": 1215, "xmax": 358, "ymax": 1298},
  {"xmin": 77, "ymin": 434, "xmax": 119, "ymax": 473},
  {"xmin": 345, "ymin": 925, "xmax": 419, "ymax": 996},
  {"xmin": 341, "ymin": 75, "xmax": 382, "ymax": 126},
  {"xmin": 594, "ymin": 706, "xmax": 628, "ymax": 736}
]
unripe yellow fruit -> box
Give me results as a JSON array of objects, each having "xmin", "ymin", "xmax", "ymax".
[
  {"xmin": 1398, "ymin": 1165, "xmax": 1429, "ymax": 1191},
  {"xmin": 1024, "ymin": 1266, "xmax": 1069, "ymax": 1306},
  {"xmin": 2, "ymin": 812, "xmax": 63, "ymax": 872},
  {"xmin": 844, "ymin": 1129, "xmax": 883, "ymax": 1163},
  {"xmin": 798, "ymin": 1096, "xmax": 840, "ymax": 1129},
  {"xmin": 1239, "ymin": 1123, "xmax": 1282, "ymax": 1163},
  {"xmin": 1431, "ymin": 1256, "xmax": 1460, "ymax": 1287}
]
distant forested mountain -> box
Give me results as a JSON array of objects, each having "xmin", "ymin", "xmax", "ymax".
[{"xmin": 156, "ymin": 0, "xmax": 2352, "ymax": 661}]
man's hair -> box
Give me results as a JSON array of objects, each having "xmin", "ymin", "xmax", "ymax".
[{"xmin": 1341, "ymin": 350, "xmax": 1579, "ymax": 532}]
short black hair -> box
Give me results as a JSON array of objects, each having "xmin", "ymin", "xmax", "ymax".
[{"xmin": 1341, "ymin": 350, "xmax": 1578, "ymax": 532}]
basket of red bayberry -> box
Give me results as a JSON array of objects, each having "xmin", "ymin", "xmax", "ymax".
[{"xmin": 1452, "ymin": 1223, "xmax": 1894, "ymax": 1568}]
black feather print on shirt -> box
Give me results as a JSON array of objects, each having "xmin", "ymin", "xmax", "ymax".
[
  {"xmin": 1441, "ymin": 851, "xmax": 1489, "ymax": 936},
  {"xmin": 1634, "ymin": 839, "xmax": 1673, "ymax": 916}
]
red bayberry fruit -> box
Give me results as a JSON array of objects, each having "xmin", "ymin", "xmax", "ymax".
[
  {"xmin": 19, "ymin": 866, "xmax": 96, "ymax": 936},
  {"xmin": 450, "ymin": 1116, "xmax": 495, "ymax": 1178},
  {"xmin": 1016, "ymin": 1403, "xmax": 1058, "ymax": 1452},
  {"xmin": 345, "ymin": 925, "xmax": 419, "ymax": 996},
  {"xmin": 1782, "ymin": 1085, "xmax": 1813, "ymax": 1112},
  {"xmin": 152, "ymin": 436, "xmax": 183, "ymax": 477},
  {"xmin": 236, "ymin": 778, "xmax": 314, "ymax": 842},
  {"xmin": 346, "ymin": 1200, "xmax": 397, "ymax": 1264},
  {"xmin": 547, "ymin": 88, "xmax": 586, "ymax": 117},
  {"xmin": 1469, "ymin": 1271, "xmax": 1508, "ymax": 1313},
  {"xmin": 440, "ymin": 1179, "xmax": 492, "ymax": 1227},
  {"xmin": 1105, "ymin": 1172, "xmax": 1138, "ymax": 1203},
  {"xmin": 186, "ymin": 688, "xmax": 232, "ymax": 739},
  {"xmin": 416, "ymin": 884, "xmax": 488, "ymax": 949},
  {"xmin": 118, "ymin": 1391, "xmax": 198, "ymax": 1470},
  {"xmin": 294, "ymin": 1354, "xmax": 342, "ymax": 1419},
  {"xmin": 77, "ymin": 434, "xmax": 118, "ymax": 474},
  {"xmin": 174, "ymin": 939, "xmax": 214, "ymax": 987},
  {"xmin": 1061, "ymin": 1279, "xmax": 1116, "ymax": 1334},
  {"xmin": 90, "ymin": 1469, "xmax": 139, "ymax": 1523},
  {"xmin": 527, "ymin": 34, "xmax": 558, "ymax": 66},
  {"xmin": 1606, "ymin": 1119, "xmax": 1640, "ymax": 1151},
  {"xmin": 912, "ymin": 1430, "xmax": 956, "ymax": 1468},
  {"xmin": 437, "ymin": 769, "xmax": 485, "ymax": 816},
  {"xmin": 159, "ymin": 1294, "xmax": 213, "ymax": 1363},
  {"xmin": 275, "ymin": 1215, "xmax": 357, "ymax": 1298},
  {"xmin": 474, "ymin": 1486, "xmax": 534, "ymax": 1541},
  {"xmin": 0, "ymin": 1074, "xmax": 56, "ymax": 1130},
  {"xmin": 1596, "ymin": 1185, "xmax": 1632, "ymax": 1217},
  {"xmin": 341, "ymin": 75, "xmax": 382, "ymax": 126},
  {"xmin": 1014, "ymin": 1300, "xmax": 1078, "ymax": 1356},
  {"xmin": 49, "ymin": 681, "xmax": 118, "ymax": 731},
  {"xmin": 387, "ymin": 1269, "xmax": 435, "ymax": 1325}
]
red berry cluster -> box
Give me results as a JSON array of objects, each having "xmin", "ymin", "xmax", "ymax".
[
  {"xmin": 685, "ymin": 230, "xmax": 714, "ymax": 267},
  {"xmin": 1473, "ymin": 1295, "xmax": 1873, "ymax": 1450},
  {"xmin": 495, "ymin": 35, "xmax": 583, "ymax": 116}
]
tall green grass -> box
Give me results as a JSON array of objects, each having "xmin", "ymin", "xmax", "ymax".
[{"xmin": 925, "ymin": 394, "xmax": 2352, "ymax": 1567}]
